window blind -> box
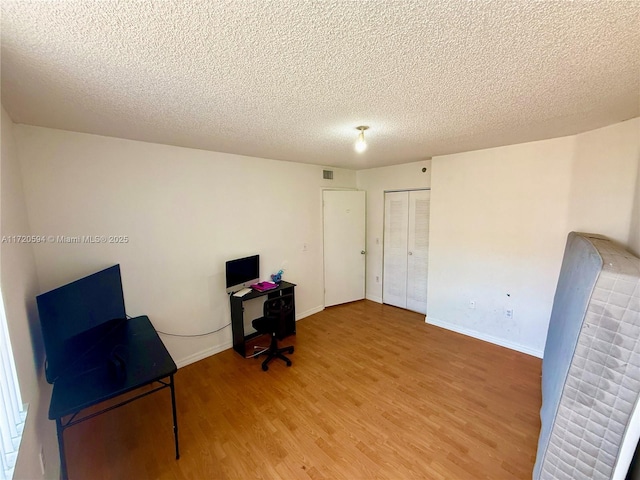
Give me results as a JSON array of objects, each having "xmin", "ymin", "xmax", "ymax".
[{"xmin": 0, "ymin": 293, "xmax": 26, "ymax": 480}]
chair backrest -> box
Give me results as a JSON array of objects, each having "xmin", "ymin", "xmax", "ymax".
[
  {"xmin": 261, "ymin": 294, "xmax": 293, "ymax": 339},
  {"xmin": 263, "ymin": 294, "xmax": 294, "ymax": 320}
]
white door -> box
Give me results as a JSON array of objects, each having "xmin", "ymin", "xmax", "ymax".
[
  {"xmin": 382, "ymin": 192, "xmax": 409, "ymax": 308},
  {"xmin": 406, "ymin": 190, "xmax": 430, "ymax": 314},
  {"xmin": 383, "ymin": 190, "xmax": 430, "ymax": 314},
  {"xmin": 323, "ymin": 190, "xmax": 366, "ymax": 307}
]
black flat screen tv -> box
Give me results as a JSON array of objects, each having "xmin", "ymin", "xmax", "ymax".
[
  {"xmin": 36, "ymin": 264, "xmax": 127, "ymax": 383},
  {"xmin": 225, "ymin": 255, "xmax": 259, "ymax": 293}
]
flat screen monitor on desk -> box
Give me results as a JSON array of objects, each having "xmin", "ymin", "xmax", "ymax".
[
  {"xmin": 225, "ymin": 254, "xmax": 259, "ymax": 293},
  {"xmin": 36, "ymin": 264, "xmax": 127, "ymax": 383}
]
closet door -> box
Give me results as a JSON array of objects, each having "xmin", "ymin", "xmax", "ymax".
[
  {"xmin": 382, "ymin": 192, "xmax": 409, "ymax": 308},
  {"xmin": 406, "ymin": 190, "xmax": 430, "ymax": 314}
]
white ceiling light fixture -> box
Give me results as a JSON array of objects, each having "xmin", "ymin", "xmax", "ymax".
[{"xmin": 355, "ymin": 126, "xmax": 369, "ymax": 153}]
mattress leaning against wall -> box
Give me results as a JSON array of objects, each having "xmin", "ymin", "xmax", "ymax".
[{"xmin": 534, "ymin": 232, "xmax": 640, "ymax": 480}]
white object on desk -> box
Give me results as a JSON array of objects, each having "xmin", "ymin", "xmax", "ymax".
[{"xmin": 233, "ymin": 287, "xmax": 252, "ymax": 297}]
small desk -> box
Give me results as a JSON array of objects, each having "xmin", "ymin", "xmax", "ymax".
[
  {"xmin": 48, "ymin": 315, "xmax": 179, "ymax": 480},
  {"xmin": 230, "ymin": 281, "xmax": 296, "ymax": 357}
]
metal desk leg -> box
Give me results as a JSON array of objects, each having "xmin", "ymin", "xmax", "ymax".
[
  {"xmin": 170, "ymin": 374, "xmax": 180, "ymax": 459},
  {"xmin": 56, "ymin": 417, "xmax": 69, "ymax": 480}
]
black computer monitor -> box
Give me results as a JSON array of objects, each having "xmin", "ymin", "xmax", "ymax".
[
  {"xmin": 225, "ymin": 255, "xmax": 259, "ymax": 293},
  {"xmin": 36, "ymin": 264, "xmax": 127, "ymax": 383}
]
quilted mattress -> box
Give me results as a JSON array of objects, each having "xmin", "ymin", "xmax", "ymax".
[{"xmin": 534, "ymin": 232, "xmax": 640, "ymax": 480}]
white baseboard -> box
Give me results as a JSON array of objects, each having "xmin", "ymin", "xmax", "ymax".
[
  {"xmin": 366, "ymin": 294, "xmax": 382, "ymax": 304},
  {"xmin": 425, "ymin": 316, "xmax": 543, "ymax": 358},
  {"xmin": 296, "ymin": 305, "xmax": 324, "ymax": 320},
  {"xmin": 176, "ymin": 340, "xmax": 233, "ymax": 368}
]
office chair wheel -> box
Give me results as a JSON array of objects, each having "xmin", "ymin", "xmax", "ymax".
[
  {"xmin": 262, "ymin": 364, "xmax": 269, "ymax": 371},
  {"xmin": 288, "ymin": 346, "xmax": 294, "ymax": 353},
  {"xmin": 286, "ymin": 360, "xmax": 292, "ymax": 367}
]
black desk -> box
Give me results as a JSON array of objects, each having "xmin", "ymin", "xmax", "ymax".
[
  {"xmin": 230, "ymin": 281, "xmax": 296, "ymax": 357},
  {"xmin": 48, "ymin": 315, "xmax": 179, "ymax": 480}
]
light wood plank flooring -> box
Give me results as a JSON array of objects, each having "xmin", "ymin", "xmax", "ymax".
[{"xmin": 64, "ymin": 300, "xmax": 542, "ymax": 479}]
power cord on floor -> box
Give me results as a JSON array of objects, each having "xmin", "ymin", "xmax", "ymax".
[
  {"xmin": 126, "ymin": 313, "xmax": 231, "ymax": 337},
  {"xmin": 246, "ymin": 345, "xmax": 270, "ymax": 358},
  {"xmin": 155, "ymin": 322, "xmax": 231, "ymax": 337}
]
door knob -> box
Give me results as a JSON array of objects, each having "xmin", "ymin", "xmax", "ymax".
[
  {"xmin": 361, "ymin": 250, "xmax": 366, "ymax": 254},
  {"xmin": 408, "ymin": 251, "xmax": 413, "ymax": 255}
]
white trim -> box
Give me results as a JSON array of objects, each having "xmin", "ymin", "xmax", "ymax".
[
  {"xmin": 425, "ymin": 316, "xmax": 544, "ymax": 358},
  {"xmin": 296, "ymin": 305, "xmax": 324, "ymax": 320},
  {"xmin": 175, "ymin": 341, "xmax": 233, "ymax": 368}
]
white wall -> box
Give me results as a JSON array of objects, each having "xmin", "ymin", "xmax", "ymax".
[
  {"xmin": 627, "ymin": 140, "xmax": 640, "ymax": 257},
  {"xmin": 356, "ymin": 160, "xmax": 431, "ymax": 302},
  {"xmin": 15, "ymin": 125, "xmax": 356, "ymax": 366},
  {"xmin": 1, "ymin": 108, "xmax": 59, "ymax": 478},
  {"xmin": 567, "ymin": 119, "xmax": 639, "ymax": 245},
  {"xmin": 428, "ymin": 118, "xmax": 639, "ymax": 357},
  {"xmin": 428, "ymin": 138, "xmax": 573, "ymax": 356}
]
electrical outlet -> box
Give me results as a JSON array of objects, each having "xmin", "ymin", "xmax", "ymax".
[
  {"xmin": 376, "ymin": 276, "xmax": 380, "ymax": 283},
  {"xmin": 469, "ymin": 300, "xmax": 476, "ymax": 309},
  {"xmin": 505, "ymin": 308, "xmax": 514, "ymax": 319},
  {"xmin": 39, "ymin": 446, "xmax": 45, "ymax": 476}
]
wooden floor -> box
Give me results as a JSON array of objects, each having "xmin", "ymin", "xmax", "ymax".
[{"xmin": 64, "ymin": 300, "xmax": 542, "ymax": 479}]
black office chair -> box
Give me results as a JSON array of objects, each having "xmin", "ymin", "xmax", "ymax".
[{"xmin": 252, "ymin": 294, "xmax": 295, "ymax": 371}]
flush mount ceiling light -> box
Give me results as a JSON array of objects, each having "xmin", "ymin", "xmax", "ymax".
[{"xmin": 355, "ymin": 126, "xmax": 369, "ymax": 153}]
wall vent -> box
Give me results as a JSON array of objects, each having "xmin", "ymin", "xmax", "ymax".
[{"xmin": 323, "ymin": 170, "xmax": 334, "ymax": 180}]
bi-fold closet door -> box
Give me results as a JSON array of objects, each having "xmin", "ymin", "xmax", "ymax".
[{"xmin": 382, "ymin": 190, "xmax": 430, "ymax": 314}]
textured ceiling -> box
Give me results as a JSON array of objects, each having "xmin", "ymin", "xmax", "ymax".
[{"xmin": 1, "ymin": 1, "xmax": 639, "ymax": 169}]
